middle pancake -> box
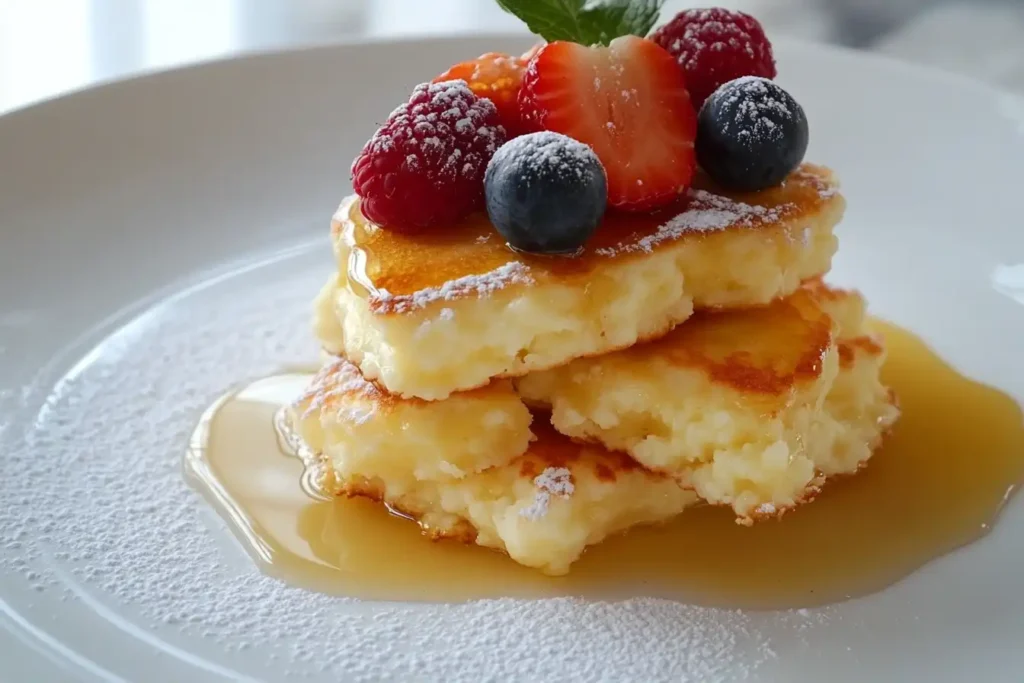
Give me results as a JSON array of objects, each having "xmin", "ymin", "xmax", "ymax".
[{"xmin": 518, "ymin": 281, "xmax": 899, "ymax": 523}]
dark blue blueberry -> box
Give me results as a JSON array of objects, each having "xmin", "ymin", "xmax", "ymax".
[
  {"xmin": 696, "ymin": 76, "xmax": 809, "ymax": 192},
  {"xmin": 484, "ymin": 131, "xmax": 607, "ymax": 254}
]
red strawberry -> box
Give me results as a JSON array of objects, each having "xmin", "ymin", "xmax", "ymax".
[
  {"xmin": 521, "ymin": 41, "xmax": 545, "ymax": 63},
  {"xmin": 519, "ymin": 36, "xmax": 697, "ymax": 211},
  {"xmin": 434, "ymin": 52, "xmax": 531, "ymax": 137}
]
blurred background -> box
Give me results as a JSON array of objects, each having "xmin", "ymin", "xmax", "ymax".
[{"xmin": 1, "ymin": 0, "xmax": 1023, "ymax": 113}]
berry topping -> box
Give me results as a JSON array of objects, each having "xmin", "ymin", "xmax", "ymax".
[
  {"xmin": 434, "ymin": 52, "xmax": 531, "ymax": 137},
  {"xmin": 519, "ymin": 36, "xmax": 697, "ymax": 211},
  {"xmin": 651, "ymin": 7, "xmax": 776, "ymax": 109},
  {"xmin": 696, "ymin": 76, "xmax": 808, "ymax": 192},
  {"xmin": 351, "ymin": 80, "xmax": 507, "ymax": 232},
  {"xmin": 484, "ymin": 131, "xmax": 607, "ymax": 254},
  {"xmin": 521, "ymin": 42, "xmax": 545, "ymax": 63}
]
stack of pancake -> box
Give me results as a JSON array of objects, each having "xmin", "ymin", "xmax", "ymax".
[{"xmin": 291, "ymin": 163, "xmax": 899, "ymax": 575}]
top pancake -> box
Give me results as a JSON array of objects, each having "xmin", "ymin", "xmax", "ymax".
[
  {"xmin": 333, "ymin": 163, "xmax": 841, "ymax": 315},
  {"xmin": 317, "ymin": 163, "xmax": 844, "ymax": 399}
]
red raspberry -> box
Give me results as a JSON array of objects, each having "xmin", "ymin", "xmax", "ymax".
[
  {"xmin": 651, "ymin": 8, "xmax": 776, "ymax": 109},
  {"xmin": 351, "ymin": 81, "xmax": 507, "ymax": 232}
]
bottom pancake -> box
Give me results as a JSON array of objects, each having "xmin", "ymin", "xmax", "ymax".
[{"xmin": 297, "ymin": 419, "xmax": 697, "ymax": 576}]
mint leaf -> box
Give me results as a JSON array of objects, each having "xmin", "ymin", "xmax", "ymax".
[{"xmin": 496, "ymin": 0, "xmax": 665, "ymax": 46}]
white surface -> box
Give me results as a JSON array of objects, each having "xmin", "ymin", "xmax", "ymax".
[
  {"xmin": 1, "ymin": 35, "xmax": 1024, "ymax": 683},
  {"xmin": 877, "ymin": 3, "xmax": 1024, "ymax": 92}
]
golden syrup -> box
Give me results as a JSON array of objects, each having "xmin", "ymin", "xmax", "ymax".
[
  {"xmin": 184, "ymin": 322, "xmax": 1024, "ymax": 609},
  {"xmin": 335, "ymin": 164, "xmax": 835, "ymax": 303},
  {"xmin": 628, "ymin": 287, "xmax": 834, "ymax": 398}
]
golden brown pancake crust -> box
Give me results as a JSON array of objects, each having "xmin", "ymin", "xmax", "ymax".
[
  {"xmin": 515, "ymin": 421, "xmax": 649, "ymax": 483},
  {"xmin": 324, "ymin": 418, "xmax": 670, "ymax": 545},
  {"xmin": 298, "ymin": 357, "xmax": 512, "ymax": 416},
  {"xmin": 613, "ymin": 287, "xmax": 834, "ymax": 397},
  {"xmin": 333, "ymin": 163, "xmax": 839, "ymax": 315}
]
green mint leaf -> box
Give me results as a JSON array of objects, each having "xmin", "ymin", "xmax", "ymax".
[{"xmin": 496, "ymin": 0, "xmax": 665, "ymax": 46}]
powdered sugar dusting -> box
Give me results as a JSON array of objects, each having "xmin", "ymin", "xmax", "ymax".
[
  {"xmin": 297, "ymin": 358, "xmax": 380, "ymax": 424},
  {"xmin": 371, "ymin": 261, "xmax": 533, "ymax": 314},
  {"xmin": 595, "ymin": 189, "xmax": 783, "ymax": 257},
  {"xmin": 520, "ymin": 467, "xmax": 575, "ymax": 520},
  {"xmin": 485, "ymin": 130, "xmax": 601, "ymax": 188},
  {"xmin": 0, "ymin": 244, "xmax": 823, "ymax": 681},
  {"xmin": 670, "ymin": 8, "xmax": 763, "ymax": 71},
  {"xmin": 358, "ymin": 80, "xmax": 504, "ymax": 185},
  {"xmin": 718, "ymin": 76, "xmax": 799, "ymax": 147},
  {"xmin": 653, "ymin": 7, "xmax": 775, "ymax": 107}
]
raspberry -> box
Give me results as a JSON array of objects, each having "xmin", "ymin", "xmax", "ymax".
[
  {"xmin": 434, "ymin": 53, "xmax": 530, "ymax": 136},
  {"xmin": 351, "ymin": 80, "xmax": 507, "ymax": 232},
  {"xmin": 651, "ymin": 8, "xmax": 776, "ymax": 109}
]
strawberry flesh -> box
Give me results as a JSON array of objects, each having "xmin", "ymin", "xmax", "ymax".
[{"xmin": 520, "ymin": 36, "xmax": 697, "ymax": 211}]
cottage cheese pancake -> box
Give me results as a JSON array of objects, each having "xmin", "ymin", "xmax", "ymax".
[
  {"xmin": 317, "ymin": 164, "xmax": 842, "ymax": 399},
  {"xmin": 517, "ymin": 282, "xmax": 899, "ymax": 522},
  {"xmin": 290, "ymin": 359, "xmax": 532, "ymax": 485},
  {"xmin": 290, "ymin": 392, "xmax": 696, "ymax": 576},
  {"xmin": 289, "ymin": 360, "xmax": 694, "ymax": 575},
  {"xmin": 291, "ymin": 284, "xmax": 894, "ymax": 572}
]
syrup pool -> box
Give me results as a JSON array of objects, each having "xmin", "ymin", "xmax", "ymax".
[{"xmin": 184, "ymin": 321, "xmax": 1024, "ymax": 609}]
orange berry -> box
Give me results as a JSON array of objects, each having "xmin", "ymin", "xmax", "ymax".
[{"xmin": 434, "ymin": 52, "xmax": 529, "ymax": 136}]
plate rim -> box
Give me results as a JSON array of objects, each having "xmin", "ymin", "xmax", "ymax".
[
  {"xmin": 1, "ymin": 31, "xmax": 1022, "ymax": 123},
  {"xmin": 1, "ymin": 32, "xmax": 1022, "ymax": 683}
]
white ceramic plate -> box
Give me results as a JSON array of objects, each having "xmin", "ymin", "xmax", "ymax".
[{"xmin": 1, "ymin": 35, "xmax": 1023, "ymax": 683}]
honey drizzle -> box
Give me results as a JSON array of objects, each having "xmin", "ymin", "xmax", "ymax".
[
  {"xmin": 334, "ymin": 164, "xmax": 837, "ymax": 305},
  {"xmin": 184, "ymin": 322, "xmax": 1024, "ymax": 609}
]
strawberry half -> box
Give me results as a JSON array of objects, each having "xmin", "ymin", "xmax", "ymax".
[{"xmin": 520, "ymin": 36, "xmax": 697, "ymax": 211}]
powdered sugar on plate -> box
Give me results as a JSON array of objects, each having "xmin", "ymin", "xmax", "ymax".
[
  {"xmin": 370, "ymin": 260, "xmax": 533, "ymax": 314},
  {"xmin": 0, "ymin": 244, "xmax": 827, "ymax": 682}
]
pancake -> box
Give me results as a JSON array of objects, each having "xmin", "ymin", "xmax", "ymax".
[
  {"xmin": 291, "ymin": 284, "xmax": 896, "ymax": 570},
  {"xmin": 291, "ymin": 402, "xmax": 695, "ymax": 575},
  {"xmin": 291, "ymin": 359, "xmax": 532, "ymax": 484},
  {"xmin": 316, "ymin": 163, "xmax": 843, "ymax": 399},
  {"xmin": 517, "ymin": 281, "xmax": 899, "ymax": 523}
]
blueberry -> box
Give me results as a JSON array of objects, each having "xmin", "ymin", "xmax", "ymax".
[
  {"xmin": 484, "ymin": 132, "xmax": 607, "ymax": 254},
  {"xmin": 696, "ymin": 76, "xmax": 809, "ymax": 192}
]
